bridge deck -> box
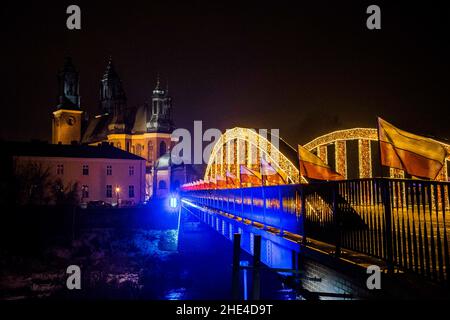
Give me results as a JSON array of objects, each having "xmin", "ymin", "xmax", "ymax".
[
  {"xmin": 182, "ymin": 178, "xmax": 450, "ymax": 286},
  {"xmin": 182, "ymin": 197, "xmax": 449, "ymax": 299}
]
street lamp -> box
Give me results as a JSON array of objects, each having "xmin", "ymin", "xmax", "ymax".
[{"xmin": 115, "ymin": 186, "xmax": 120, "ymax": 207}]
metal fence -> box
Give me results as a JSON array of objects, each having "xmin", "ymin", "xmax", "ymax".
[{"xmin": 183, "ymin": 178, "xmax": 450, "ymax": 285}]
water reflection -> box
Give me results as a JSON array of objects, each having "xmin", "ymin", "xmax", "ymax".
[{"xmin": 165, "ymin": 288, "xmax": 186, "ymax": 300}]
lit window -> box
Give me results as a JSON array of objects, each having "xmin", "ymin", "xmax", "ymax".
[
  {"xmin": 106, "ymin": 185, "xmax": 112, "ymax": 198},
  {"xmin": 128, "ymin": 185, "xmax": 135, "ymax": 198},
  {"xmin": 81, "ymin": 185, "xmax": 89, "ymax": 198},
  {"xmin": 159, "ymin": 141, "xmax": 167, "ymax": 156},
  {"xmin": 56, "ymin": 164, "xmax": 64, "ymax": 175},
  {"xmin": 136, "ymin": 144, "xmax": 141, "ymax": 156},
  {"xmin": 82, "ymin": 165, "xmax": 89, "ymax": 175},
  {"xmin": 107, "ymin": 165, "xmax": 112, "ymax": 176}
]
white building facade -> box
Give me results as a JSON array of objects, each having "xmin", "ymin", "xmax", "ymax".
[{"xmin": 10, "ymin": 142, "xmax": 147, "ymax": 206}]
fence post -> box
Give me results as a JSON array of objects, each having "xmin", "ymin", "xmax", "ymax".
[
  {"xmin": 381, "ymin": 179, "xmax": 394, "ymax": 273},
  {"xmin": 232, "ymin": 233, "xmax": 241, "ymax": 299},
  {"xmin": 252, "ymin": 234, "xmax": 262, "ymax": 300},
  {"xmin": 262, "ymin": 186, "xmax": 267, "ymax": 225},
  {"xmin": 333, "ymin": 183, "xmax": 341, "ymax": 258},
  {"xmin": 241, "ymin": 189, "xmax": 244, "ymax": 215},
  {"xmin": 240, "ymin": 260, "xmax": 249, "ymax": 300}
]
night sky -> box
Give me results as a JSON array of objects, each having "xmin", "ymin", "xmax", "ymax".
[{"xmin": 1, "ymin": 1, "xmax": 449, "ymax": 146}]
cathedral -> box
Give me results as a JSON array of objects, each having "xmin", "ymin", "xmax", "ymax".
[{"xmin": 51, "ymin": 57, "xmax": 196, "ymax": 199}]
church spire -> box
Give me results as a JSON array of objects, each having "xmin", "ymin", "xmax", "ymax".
[
  {"xmin": 152, "ymin": 73, "xmax": 165, "ymax": 96},
  {"xmin": 102, "ymin": 56, "xmax": 116, "ymax": 81},
  {"xmin": 147, "ymin": 74, "xmax": 174, "ymax": 133},
  {"xmin": 99, "ymin": 56, "xmax": 127, "ymax": 115},
  {"xmin": 155, "ymin": 73, "xmax": 160, "ymax": 89},
  {"xmin": 52, "ymin": 57, "xmax": 83, "ymax": 145},
  {"xmin": 56, "ymin": 57, "xmax": 80, "ymax": 110}
]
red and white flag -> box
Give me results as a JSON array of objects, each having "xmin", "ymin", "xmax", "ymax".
[
  {"xmin": 239, "ymin": 165, "xmax": 262, "ymax": 186},
  {"xmin": 216, "ymin": 175, "xmax": 227, "ymax": 189},
  {"xmin": 260, "ymin": 158, "xmax": 287, "ymax": 185},
  {"xmin": 226, "ymin": 171, "xmax": 239, "ymax": 188}
]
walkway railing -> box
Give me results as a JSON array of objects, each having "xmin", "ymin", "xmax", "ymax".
[{"xmin": 182, "ymin": 178, "xmax": 450, "ymax": 285}]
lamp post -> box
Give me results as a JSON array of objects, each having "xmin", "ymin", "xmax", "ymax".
[{"xmin": 116, "ymin": 186, "xmax": 120, "ymax": 208}]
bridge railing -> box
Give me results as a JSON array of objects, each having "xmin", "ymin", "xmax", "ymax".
[
  {"xmin": 185, "ymin": 184, "xmax": 301, "ymax": 235},
  {"xmin": 333, "ymin": 178, "xmax": 449, "ymax": 284},
  {"xmin": 182, "ymin": 178, "xmax": 450, "ymax": 285}
]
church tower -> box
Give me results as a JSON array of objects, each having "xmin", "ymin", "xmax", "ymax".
[
  {"xmin": 100, "ymin": 57, "xmax": 127, "ymax": 132},
  {"xmin": 147, "ymin": 76, "xmax": 175, "ymax": 133},
  {"xmin": 100, "ymin": 57, "xmax": 127, "ymax": 115},
  {"xmin": 52, "ymin": 57, "xmax": 83, "ymax": 144}
]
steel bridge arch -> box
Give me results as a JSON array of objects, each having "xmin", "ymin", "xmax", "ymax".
[
  {"xmin": 204, "ymin": 127, "xmax": 300, "ymax": 184},
  {"xmin": 303, "ymin": 127, "xmax": 450, "ymax": 180}
]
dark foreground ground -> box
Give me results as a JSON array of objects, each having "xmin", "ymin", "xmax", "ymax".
[{"xmin": 0, "ymin": 204, "xmax": 287, "ymax": 300}]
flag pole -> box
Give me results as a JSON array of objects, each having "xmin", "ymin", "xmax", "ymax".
[
  {"xmin": 260, "ymin": 157, "xmax": 265, "ymax": 187},
  {"xmin": 238, "ymin": 165, "xmax": 242, "ymax": 188},
  {"xmin": 297, "ymin": 145, "xmax": 303, "ymax": 183},
  {"xmin": 376, "ymin": 116, "xmax": 385, "ymax": 178},
  {"xmin": 297, "ymin": 144, "xmax": 306, "ymax": 183},
  {"xmin": 260, "ymin": 157, "xmax": 266, "ymax": 215}
]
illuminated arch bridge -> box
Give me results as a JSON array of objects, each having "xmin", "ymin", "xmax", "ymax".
[
  {"xmin": 195, "ymin": 128, "xmax": 450, "ymax": 286},
  {"xmin": 204, "ymin": 127, "xmax": 450, "ymax": 183},
  {"xmin": 204, "ymin": 128, "xmax": 301, "ymax": 184}
]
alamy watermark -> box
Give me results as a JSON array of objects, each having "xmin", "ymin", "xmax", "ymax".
[
  {"xmin": 366, "ymin": 265, "xmax": 381, "ymax": 290},
  {"xmin": 66, "ymin": 5, "xmax": 381, "ymax": 31},
  {"xmin": 170, "ymin": 121, "xmax": 281, "ymax": 166},
  {"xmin": 66, "ymin": 265, "xmax": 81, "ymax": 290}
]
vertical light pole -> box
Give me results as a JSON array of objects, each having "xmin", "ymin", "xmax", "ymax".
[
  {"xmin": 116, "ymin": 186, "xmax": 120, "ymax": 208},
  {"xmin": 252, "ymin": 234, "xmax": 262, "ymax": 300}
]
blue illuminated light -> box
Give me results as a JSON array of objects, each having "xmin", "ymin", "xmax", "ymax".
[
  {"xmin": 166, "ymin": 193, "xmax": 180, "ymax": 212},
  {"xmin": 170, "ymin": 196, "xmax": 178, "ymax": 208}
]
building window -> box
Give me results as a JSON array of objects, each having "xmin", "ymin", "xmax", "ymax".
[
  {"xmin": 148, "ymin": 142, "xmax": 154, "ymax": 161},
  {"xmin": 106, "ymin": 185, "xmax": 112, "ymax": 198},
  {"xmin": 158, "ymin": 180, "xmax": 167, "ymax": 190},
  {"xmin": 159, "ymin": 141, "xmax": 167, "ymax": 156},
  {"xmin": 107, "ymin": 165, "xmax": 112, "ymax": 176},
  {"xmin": 136, "ymin": 144, "xmax": 142, "ymax": 156},
  {"xmin": 82, "ymin": 165, "xmax": 89, "ymax": 175},
  {"xmin": 56, "ymin": 164, "xmax": 64, "ymax": 175},
  {"xmin": 129, "ymin": 185, "xmax": 135, "ymax": 198},
  {"xmin": 129, "ymin": 166, "xmax": 134, "ymax": 176},
  {"xmin": 81, "ymin": 185, "xmax": 89, "ymax": 198},
  {"xmin": 54, "ymin": 182, "xmax": 62, "ymax": 194}
]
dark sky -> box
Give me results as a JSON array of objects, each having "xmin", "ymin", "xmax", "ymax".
[{"xmin": 1, "ymin": 1, "xmax": 449, "ymax": 146}]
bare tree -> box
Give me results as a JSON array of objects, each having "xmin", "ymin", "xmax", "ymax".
[
  {"xmin": 12, "ymin": 161, "xmax": 80, "ymax": 207},
  {"xmin": 51, "ymin": 178, "xmax": 80, "ymax": 206},
  {"xmin": 14, "ymin": 161, "xmax": 53, "ymax": 206}
]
